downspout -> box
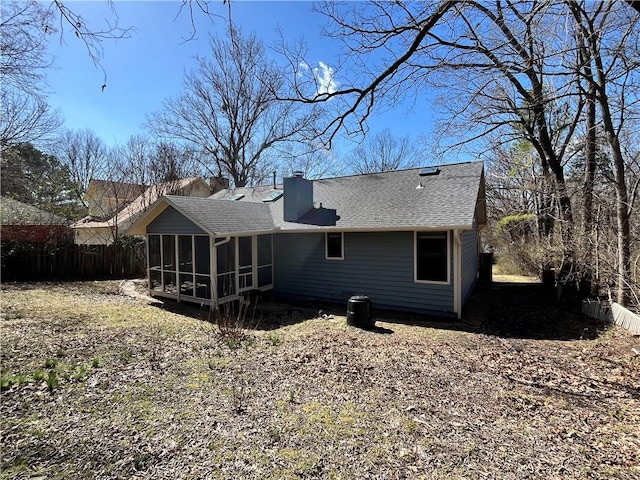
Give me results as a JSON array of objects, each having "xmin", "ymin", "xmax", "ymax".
[
  {"xmin": 453, "ymin": 230, "xmax": 463, "ymax": 320},
  {"xmin": 211, "ymin": 236, "xmax": 231, "ymax": 309},
  {"xmin": 145, "ymin": 234, "xmax": 151, "ymax": 296},
  {"xmin": 175, "ymin": 234, "xmax": 180, "ymax": 304}
]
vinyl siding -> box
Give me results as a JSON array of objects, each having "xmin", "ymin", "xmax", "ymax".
[
  {"xmin": 273, "ymin": 231, "xmax": 455, "ymax": 314},
  {"xmin": 461, "ymin": 228, "xmax": 479, "ymax": 303},
  {"xmin": 147, "ymin": 206, "xmax": 206, "ymax": 235}
]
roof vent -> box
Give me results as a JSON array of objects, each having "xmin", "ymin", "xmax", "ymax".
[
  {"xmin": 419, "ymin": 167, "xmax": 440, "ymax": 176},
  {"xmin": 230, "ymin": 193, "xmax": 245, "ymax": 201},
  {"xmin": 292, "ymin": 170, "xmax": 304, "ymax": 178},
  {"xmin": 262, "ymin": 190, "xmax": 283, "ymax": 202}
]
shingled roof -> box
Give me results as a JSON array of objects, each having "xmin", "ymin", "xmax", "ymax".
[
  {"xmin": 284, "ymin": 161, "xmax": 483, "ymax": 230},
  {"xmin": 0, "ymin": 197, "xmax": 69, "ymax": 226},
  {"xmin": 128, "ymin": 161, "xmax": 485, "ymax": 236},
  {"xmin": 162, "ymin": 196, "xmax": 275, "ymax": 235}
]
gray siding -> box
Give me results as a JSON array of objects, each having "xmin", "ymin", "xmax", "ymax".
[
  {"xmin": 147, "ymin": 206, "xmax": 206, "ymax": 235},
  {"xmin": 273, "ymin": 231, "xmax": 455, "ymax": 314},
  {"xmin": 461, "ymin": 228, "xmax": 479, "ymax": 303}
]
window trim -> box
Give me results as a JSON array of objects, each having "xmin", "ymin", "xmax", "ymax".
[
  {"xmin": 414, "ymin": 230, "xmax": 450, "ymax": 285},
  {"xmin": 325, "ymin": 232, "xmax": 344, "ymax": 260}
]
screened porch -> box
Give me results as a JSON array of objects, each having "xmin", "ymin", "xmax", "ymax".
[{"xmin": 146, "ymin": 233, "xmax": 273, "ymax": 306}]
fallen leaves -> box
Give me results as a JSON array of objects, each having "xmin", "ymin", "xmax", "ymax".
[{"xmin": 1, "ymin": 281, "xmax": 639, "ymax": 479}]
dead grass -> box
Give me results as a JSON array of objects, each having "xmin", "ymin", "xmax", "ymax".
[{"xmin": 1, "ymin": 281, "xmax": 639, "ymax": 479}]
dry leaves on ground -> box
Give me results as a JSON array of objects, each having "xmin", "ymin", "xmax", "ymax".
[{"xmin": 1, "ymin": 280, "xmax": 639, "ymax": 479}]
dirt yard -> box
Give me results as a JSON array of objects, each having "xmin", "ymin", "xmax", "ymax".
[{"xmin": 1, "ymin": 280, "xmax": 639, "ymax": 479}]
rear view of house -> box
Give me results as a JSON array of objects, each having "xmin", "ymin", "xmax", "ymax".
[{"xmin": 127, "ymin": 161, "xmax": 486, "ymax": 318}]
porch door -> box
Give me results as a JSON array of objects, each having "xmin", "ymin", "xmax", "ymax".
[
  {"xmin": 238, "ymin": 236, "xmax": 254, "ymax": 292},
  {"xmin": 216, "ymin": 240, "xmax": 236, "ymax": 299}
]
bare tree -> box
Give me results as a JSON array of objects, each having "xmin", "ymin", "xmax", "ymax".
[
  {"xmin": 567, "ymin": 0, "xmax": 640, "ymax": 304},
  {"xmin": 346, "ymin": 129, "xmax": 419, "ymax": 174},
  {"xmin": 1, "ymin": 0, "xmax": 54, "ymax": 94},
  {"xmin": 149, "ymin": 26, "xmax": 322, "ymax": 187},
  {"xmin": 0, "ymin": 1, "xmax": 62, "ymax": 150},
  {"xmin": 282, "ymin": 1, "xmax": 459, "ymax": 144},
  {"xmin": 55, "ymin": 129, "xmax": 109, "ymax": 206},
  {"xmin": 285, "ymin": 1, "xmax": 639, "ymax": 304},
  {"xmin": 117, "ymin": 135, "xmax": 203, "ymax": 188},
  {"xmin": 0, "ymin": 89, "xmax": 63, "ymax": 149},
  {"xmin": 49, "ymin": 0, "xmax": 134, "ymax": 89},
  {"xmin": 280, "ymin": 143, "xmax": 345, "ymax": 180}
]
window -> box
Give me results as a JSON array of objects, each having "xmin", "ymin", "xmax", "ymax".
[
  {"xmin": 415, "ymin": 232, "xmax": 449, "ymax": 283},
  {"xmin": 326, "ymin": 232, "xmax": 343, "ymax": 259}
]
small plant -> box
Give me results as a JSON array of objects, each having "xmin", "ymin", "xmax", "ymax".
[
  {"xmin": 0, "ymin": 373, "xmax": 30, "ymax": 391},
  {"xmin": 288, "ymin": 389, "xmax": 296, "ymax": 403},
  {"xmin": 225, "ymin": 337, "xmax": 240, "ymax": 350},
  {"xmin": 55, "ymin": 348, "xmax": 67, "ymax": 358},
  {"xmin": 133, "ymin": 451, "xmax": 150, "ymax": 471},
  {"xmin": 610, "ymin": 405, "xmax": 628, "ymax": 421},
  {"xmin": 12, "ymin": 373, "xmax": 29, "ymax": 385},
  {"xmin": 210, "ymin": 296, "xmax": 260, "ymax": 350},
  {"xmin": 269, "ymin": 427, "xmax": 282, "ymax": 443},
  {"xmin": 91, "ymin": 357, "xmax": 100, "ymax": 368},
  {"xmin": 72, "ymin": 365, "xmax": 87, "ymax": 381},
  {"xmin": 268, "ymin": 332, "xmax": 281, "ymax": 346},
  {"xmin": 33, "ymin": 369, "xmax": 46, "ymax": 382},
  {"xmin": 44, "ymin": 357, "xmax": 57, "ymax": 369},
  {"xmin": 47, "ymin": 370, "xmax": 59, "ymax": 392}
]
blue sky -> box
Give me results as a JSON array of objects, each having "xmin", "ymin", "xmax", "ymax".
[{"xmin": 44, "ymin": 1, "xmax": 441, "ymax": 155}]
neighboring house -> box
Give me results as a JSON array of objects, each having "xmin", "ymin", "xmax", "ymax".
[
  {"xmin": 84, "ymin": 179, "xmax": 146, "ymax": 220},
  {"xmin": 73, "ymin": 177, "xmax": 211, "ymax": 245},
  {"xmin": 126, "ymin": 161, "xmax": 486, "ymax": 318},
  {"xmin": 0, "ymin": 197, "xmax": 71, "ymax": 243}
]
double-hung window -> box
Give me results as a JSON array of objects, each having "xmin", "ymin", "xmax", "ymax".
[
  {"xmin": 325, "ymin": 232, "xmax": 343, "ymax": 260},
  {"xmin": 415, "ymin": 232, "xmax": 449, "ymax": 283}
]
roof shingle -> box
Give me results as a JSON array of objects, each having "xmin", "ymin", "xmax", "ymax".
[{"xmin": 130, "ymin": 161, "xmax": 484, "ymax": 236}]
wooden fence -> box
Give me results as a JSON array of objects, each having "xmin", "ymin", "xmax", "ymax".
[{"xmin": 1, "ymin": 242, "xmax": 146, "ymax": 280}]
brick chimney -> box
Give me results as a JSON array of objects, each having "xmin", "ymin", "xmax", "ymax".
[
  {"xmin": 210, "ymin": 175, "xmax": 230, "ymax": 194},
  {"xmin": 283, "ymin": 171, "xmax": 313, "ymax": 222}
]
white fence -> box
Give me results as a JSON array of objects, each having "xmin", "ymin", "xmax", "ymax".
[{"xmin": 582, "ymin": 299, "xmax": 640, "ymax": 334}]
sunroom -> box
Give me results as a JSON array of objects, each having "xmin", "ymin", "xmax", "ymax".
[
  {"xmin": 127, "ymin": 195, "xmax": 277, "ymax": 307},
  {"xmin": 146, "ymin": 233, "xmax": 274, "ymax": 306}
]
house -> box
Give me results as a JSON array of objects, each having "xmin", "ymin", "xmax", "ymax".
[
  {"xmin": 126, "ymin": 161, "xmax": 486, "ymax": 318},
  {"xmin": 84, "ymin": 179, "xmax": 146, "ymax": 220},
  {"xmin": 0, "ymin": 196, "xmax": 71, "ymax": 244},
  {"xmin": 72, "ymin": 177, "xmax": 212, "ymax": 245}
]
